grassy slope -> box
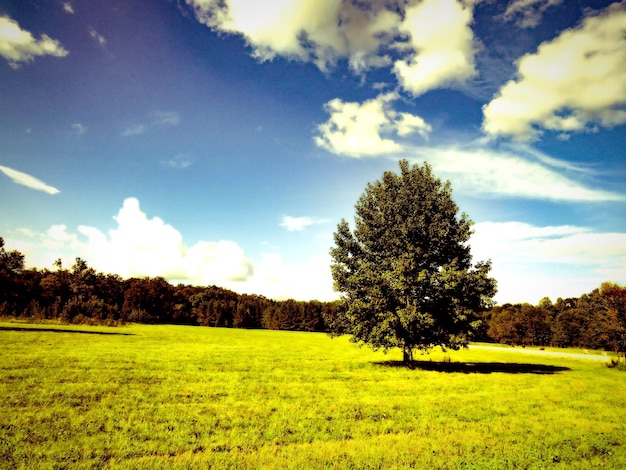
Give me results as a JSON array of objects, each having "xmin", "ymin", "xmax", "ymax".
[{"xmin": 1, "ymin": 321, "xmax": 624, "ymax": 469}]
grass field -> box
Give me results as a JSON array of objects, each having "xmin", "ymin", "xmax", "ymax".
[{"xmin": 1, "ymin": 320, "xmax": 625, "ymax": 469}]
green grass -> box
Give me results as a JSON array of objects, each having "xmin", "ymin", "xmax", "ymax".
[{"xmin": 1, "ymin": 321, "xmax": 625, "ymax": 469}]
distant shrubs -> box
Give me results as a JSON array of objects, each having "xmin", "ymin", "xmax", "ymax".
[{"xmin": 61, "ymin": 297, "xmax": 119, "ymax": 324}]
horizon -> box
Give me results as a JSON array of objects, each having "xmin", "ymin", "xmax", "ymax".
[{"xmin": 1, "ymin": 0, "xmax": 625, "ymax": 305}]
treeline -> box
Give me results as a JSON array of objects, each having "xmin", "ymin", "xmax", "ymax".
[
  {"xmin": 2, "ymin": 238, "xmax": 624, "ymax": 351},
  {"xmin": 0, "ymin": 238, "xmax": 335, "ymax": 331},
  {"xmin": 481, "ymin": 284, "xmax": 626, "ymax": 353}
]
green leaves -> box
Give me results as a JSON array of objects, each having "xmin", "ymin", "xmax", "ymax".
[{"xmin": 329, "ymin": 160, "xmax": 497, "ymax": 358}]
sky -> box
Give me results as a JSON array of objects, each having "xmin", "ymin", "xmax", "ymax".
[{"xmin": 1, "ymin": 0, "xmax": 625, "ymax": 305}]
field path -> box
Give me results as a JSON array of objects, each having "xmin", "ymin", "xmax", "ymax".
[{"xmin": 469, "ymin": 344, "xmax": 612, "ymax": 362}]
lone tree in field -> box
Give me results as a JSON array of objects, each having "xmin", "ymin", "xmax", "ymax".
[{"xmin": 329, "ymin": 160, "xmax": 497, "ymax": 362}]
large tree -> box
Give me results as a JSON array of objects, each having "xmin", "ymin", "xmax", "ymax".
[{"xmin": 329, "ymin": 160, "xmax": 497, "ymax": 362}]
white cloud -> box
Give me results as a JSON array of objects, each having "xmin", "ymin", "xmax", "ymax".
[
  {"xmin": 122, "ymin": 111, "xmax": 180, "ymax": 137},
  {"xmin": 483, "ymin": 1, "xmax": 626, "ymax": 140},
  {"xmin": 410, "ymin": 143, "xmax": 624, "ymax": 202},
  {"xmin": 315, "ymin": 105, "xmax": 624, "ymax": 201},
  {"xmin": 153, "ymin": 111, "xmax": 181, "ymax": 126},
  {"xmin": 393, "ymin": 0, "xmax": 478, "ymax": 96},
  {"xmin": 471, "ymin": 221, "xmax": 626, "ymax": 303},
  {"xmin": 75, "ymin": 198, "xmax": 254, "ymax": 283},
  {"xmin": 44, "ymin": 225, "xmax": 77, "ymax": 250},
  {"xmin": 500, "ymin": 0, "xmax": 563, "ymax": 28},
  {"xmin": 186, "ymin": 0, "xmax": 477, "ymax": 94},
  {"xmin": 72, "ymin": 123, "xmax": 87, "ymax": 136},
  {"xmin": 186, "ymin": 0, "xmax": 401, "ymax": 73},
  {"xmin": 244, "ymin": 253, "xmax": 337, "ymax": 301},
  {"xmin": 280, "ymin": 216, "xmax": 316, "ymax": 232},
  {"xmin": 63, "ymin": 2, "xmax": 74, "ymax": 14},
  {"xmin": 7, "ymin": 199, "xmax": 255, "ymax": 286},
  {"xmin": 121, "ymin": 124, "xmax": 146, "ymax": 136},
  {"xmin": 0, "ymin": 165, "xmax": 60, "ymax": 194},
  {"xmin": 395, "ymin": 112, "xmax": 432, "ymax": 139},
  {"xmin": 5, "ymin": 198, "xmax": 337, "ymax": 301},
  {"xmin": 162, "ymin": 153, "xmax": 194, "ymax": 169},
  {"xmin": 0, "ymin": 16, "xmax": 68, "ymax": 68},
  {"xmin": 314, "ymin": 93, "xmax": 431, "ymax": 157},
  {"xmin": 89, "ymin": 27, "xmax": 107, "ymax": 48}
]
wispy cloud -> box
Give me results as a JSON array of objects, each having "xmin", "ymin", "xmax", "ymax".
[
  {"xmin": 121, "ymin": 111, "xmax": 181, "ymax": 137},
  {"xmin": 72, "ymin": 122, "xmax": 87, "ymax": 137},
  {"xmin": 0, "ymin": 165, "xmax": 60, "ymax": 194},
  {"xmin": 62, "ymin": 2, "xmax": 74, "ymax": 14},
  {"xmin": 498, "ymin": 0, "xmax": 563, "ymax": 29},
  {"xmin": 409, "ymin": 142, "xmax": 624, "ymax": 202},
  {"xmin": 280, "ymin": 216, "xmax": 314, "ymax": 232},
  {"xmin": 121, "ymin": 124, "xmax": 146, "ymax": 137},
  {"xmin": 162, "ymin": 153, "xmax": 194, "ymax": 169},
  {"xmin": 0, "ymin": 16, "xmax": 68, "ymax": 68},
  {"xmin": 153, "ymin": 111, "xmax": 181, "ymax": 126},
  {"xmin": 89, "ymin": 27, "xmax": 107, "ymax": 48},
  {"xmin": 279, "ymin": 215, "xmax": 328, "ymax": 232}
]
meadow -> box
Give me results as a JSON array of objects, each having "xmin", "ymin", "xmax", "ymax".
[{"xmin": 1, "ymin": 321, "xmax": 624, "ymax": 469}]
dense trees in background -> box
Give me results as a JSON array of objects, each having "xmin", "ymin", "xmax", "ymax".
[
  {"xmin": 1, "ymin": 237, "xmax": 625, "ymax": 357},
  {"xmin": 485, "ymin": 283, "xmax": 626, "ymax": 359},
  {"xmin": 0, "ymin": 237, "xmax": 336, "ymax": 332}
]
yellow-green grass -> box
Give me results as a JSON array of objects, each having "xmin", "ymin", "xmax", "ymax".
[{"xmin": 1, "ymin": 321, "xmax": 624, "ymax": 469}]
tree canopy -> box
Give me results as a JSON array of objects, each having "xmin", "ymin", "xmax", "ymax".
[{"xmin": 329, "ymin": 160, "xmax": 497, "ymax": 361}]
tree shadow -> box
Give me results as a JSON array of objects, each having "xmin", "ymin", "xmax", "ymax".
[
  {"xmin": 0, "ymin": 326, "xmax": 134, "ymax": 336},
  {"xmin": 374, "ymin": 360, "xmax": 570, "ymax": 375}
]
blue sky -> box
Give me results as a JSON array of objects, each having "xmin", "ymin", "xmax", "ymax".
[{"xmin": 1, "ymin": 0, "xmax": 625, "ymax": 304}]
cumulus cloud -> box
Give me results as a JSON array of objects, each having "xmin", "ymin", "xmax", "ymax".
[
  {"xmin": 471, "ymin": 221, "xmax": 626, "ymax": 303},
  {"xmin": 63, "ymin": 2, "xmax": 74, "ymax": 14},
  {"xmin": 5, "ymin": 198, "xmax": 337, "ymax": 301},
  {"xmin": 74, "ymin": 198, "xmax": 254, "ymax": 283},
  {"xmin": 499, "ymin": 0, "xmax": 563, "ymax": 28},
  {"xmin": 314, "ymin": 92, "xmax": 431, "ymax": 157},
  {"xmin": 186, "ymin": 0, "xmax": 400, "ymax": 72},
  {"xmin": 314, "ymin": 95, "xmax": 623, "ymax": 201},
  {"xmin": 482, "ymin": 1, "xmax": 626, "ymax": 140},
  {"xmin": 43, "ymin": 225, "xmax": 77, "ymax": 250},
  {"xmin": 0, "ymin": 165, "xmax": 60, "ymax": 194},
  {"xmin": 392, "ymin": 0, "xmax": 478, "ymax": 96},
  {"xmin": 186, "ymin": 0, "xmax": 478, "ymax": 92},
  {"xmin": 0, "ymin": 16, "xmax": 68, "ymax": 68}
]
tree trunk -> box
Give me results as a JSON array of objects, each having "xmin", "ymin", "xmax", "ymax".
[{"xmin": 403, "ymin": 344, "xmax": 413, "ymax": 363}]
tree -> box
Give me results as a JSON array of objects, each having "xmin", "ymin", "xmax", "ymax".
[
  {"xmin": 329, "ymin": 160, "xmax": 497, "ymax": 362},
  {"xmin": 599, "ymin": 282, "xmax": 626, "ymax": 362},
  {"xmin": 0, "ymin": 238, "xmax": 26, "ymax": 315}
]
